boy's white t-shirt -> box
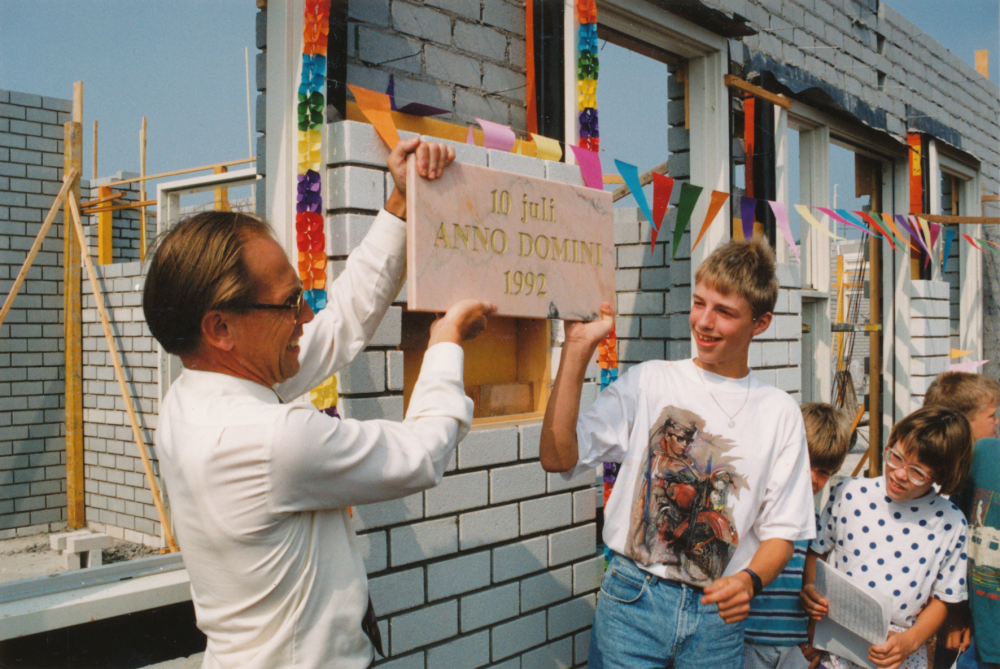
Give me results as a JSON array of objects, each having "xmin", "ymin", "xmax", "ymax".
[
  {"xmin": 571, "ymin": 358, "xmax": 815, "ymax": 588},
  {"xmin": 812, "ymin": 476, "xmax": 968, "ymax": 628}
]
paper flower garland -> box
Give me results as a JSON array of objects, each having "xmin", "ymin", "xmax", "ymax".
[{"xmin": 577, "ymin": 1, "xmax": 599, "ymax": 153}]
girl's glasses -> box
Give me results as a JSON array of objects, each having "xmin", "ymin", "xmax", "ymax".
[{"xmin": 884, "ymin": 447, "xmax": 932, "ymax": 485}]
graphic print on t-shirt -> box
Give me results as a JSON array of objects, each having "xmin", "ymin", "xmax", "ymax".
[
  {"xmin": 969, "ymin": 487, "xmax": 1000, "ymax": 593},
  {"xmin": 625, "ymin": 405, "xmax": 747, "ymax": 584}
]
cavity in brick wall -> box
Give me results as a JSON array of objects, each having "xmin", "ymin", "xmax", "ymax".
[
  {"xmin": 81, "ymin": 262, "xmax": 163, "ymax": 547},
  {"xmin": 0, "ymin": 88, "xmax": 74, "ymax": 538},
  {"xmin": 83, "ymin": 174, "xmax": 151, "ymax": 263},
  {"xmin": 346, "ymin": 0, "xmax": 528, "ymax": 131}
]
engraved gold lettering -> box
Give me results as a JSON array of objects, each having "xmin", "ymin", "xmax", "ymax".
[
  {"xmin": 491, "ymin": 229, "xmax": 508, "ymax": 254},
  {"xmin": 550, "ymin": 237, "xmax": 569, "ymax": 262},
  {"xmin": 434, "ymin": 222, "xmax": 450, "ymax": 249},
  {"xmin": 519, "ymin": 233, "xmax": 534, "ymax": 257},
  {"xmin": 473, "ymin": 226, "xmax": 489, "ymax": 251},
  {"xmin": 579, "ymin": 241, "xmax": 594, "ymax": 265},
  {"xmin": 521, "ymin": 193, "xmax": 528, "ymax": 223},
  {"xmin": 596, "ymin": 243, "xmax": 602, "ymax": 266},
  {"xmin": 540, "ymin": 197, "xmax": 547, "ymax": 221},
  {"xmin": 534, "ymin": 234, "xmax": 550, "ymax": 259},
  {"xmin": 453, "ymin": 224, "xmax": 470, "ymax": 250},
  {"xmin": 549, "ymin": 200, "xmax": 556, "ymax": 222}
]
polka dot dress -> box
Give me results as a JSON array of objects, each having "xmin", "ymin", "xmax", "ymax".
[{"xmin": 812, "ymin": 476, "xmax": 968, "ymax": 629}]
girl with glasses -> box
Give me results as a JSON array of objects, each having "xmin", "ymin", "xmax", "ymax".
[{"xmin": 800, "ymin": 406, "xmax": 974, "ymax": 669}]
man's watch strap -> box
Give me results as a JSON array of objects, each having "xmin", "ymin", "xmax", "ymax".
[{"xmin": 741, "ymin": 568, "xmax": 763, "ymax": 598}]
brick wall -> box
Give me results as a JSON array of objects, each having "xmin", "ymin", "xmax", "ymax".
[
  {"xmin": 907, "ymin": 280, "xmax": 950, "ymax": 409},
  {"xmin": 80, "ymin": 261, "xmax": 162, "ymax": 546},
  {"xmin": 0, "ymin": 89, "xmax": 73, "ymax": 538},
  {"xmin": 82, "ymin": 173, "xmax": 150, "ymax": 263}
]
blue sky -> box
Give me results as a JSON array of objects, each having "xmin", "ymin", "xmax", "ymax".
[{"xmin": 0, "ymin": 0, "xmax": 995, "ymax": 209}]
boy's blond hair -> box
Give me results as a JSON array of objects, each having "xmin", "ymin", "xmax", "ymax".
[
  {"xmin": 801, "ymin": 403, "xmax": 852, "ymax": 471},
  {"xmin": 693, "ymin": 236, "xmax": 778, "ymax": 318},
  {"xmin": 923, "ymin": 371, "xmax": 1000, "ymax": 420},
  {"xmin": 889, "ymin": 405, "xmax": 973, "ymax": 496}
]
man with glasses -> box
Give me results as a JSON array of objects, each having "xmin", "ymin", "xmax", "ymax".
[{"xmin": 143, "ymin": 137, "xmax": 495, "ymax": 669}]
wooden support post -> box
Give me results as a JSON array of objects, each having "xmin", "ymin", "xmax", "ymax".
[
  {"xmin": 214, "ymin": 165, "xmax": 231, "ymax": 211},
  {"xmin": 97, "ymin": 185, "xmax": 113, "ymax": 265},
  {"xmin": 65, "ymin": 81, "xmax": 84, "ymax": 529},
  {"xmin": 140, "ymin": 117, "xmax": 147, "ymax": 260},
  {"xmin": 868, "ymin": 178, "xmax": 883, "ymax": 478},
  {"xmin": 67, "ymin": 191, "xmax": 178, "ymax": 552}
]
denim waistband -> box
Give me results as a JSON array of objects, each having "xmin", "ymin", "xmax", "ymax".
[{"xmin": 607, "ymin": 552, "xmax": 705, "ymax": 592}]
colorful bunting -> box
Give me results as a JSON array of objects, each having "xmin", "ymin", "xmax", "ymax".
[
  {"xmin": 796, "ymin": 205, "xmax": 843, "ymax": 241},
  {"xmin": 768, "ymin": 201, "xmax": 799, "ymax": 263},
  {"xmin": 570, "ymin": 145, "xmax": 603, "ymax": 190},
  {"xmin": 950, "ymin": 360, "xmax": 989, "ymax": 372},
  {"xmin": 673, "ymin": 183, "xmax": 703, "ymax": 259},
  {"xmin": 824, "ymin": 208, "xmax": 876, "ymax": 237},
  {"xmin": 942, "ymin": 228, "xmax": 956, "ymax": 274},
  {"xmin": 614, "ymin": 160, "xmax": 655, "ymax": 231},
  {"xmin": 879, "ymin": 212, "xmax": 917, "ymax": 251},
  {"xmin": 530, "ymin": 133, "xmax": 562, "ymax": 161},
  {"xmin": 693, "ymin": 191, "xmax": 730, "ymax": 252},
  {"xmin": 950, "ymin": 348, "xmax": 973, "ymax": 359},
  {"xmin": 348, "ymin": 84, "xmax": 399, "ymax": 149},
  {"xmin": 475, "ymin": 118, "xmax": 516, "ymax": 152},
  {"xmin": 963, "ymin": 233, "xmax": 983, "ymax": 251},
  {"xmin": 856, "ymin": 211, "xmax": 895, "ymax": 250},
  {"xmin": 650, "ymin": 173, "xmax": 674, "ymax": 252}
]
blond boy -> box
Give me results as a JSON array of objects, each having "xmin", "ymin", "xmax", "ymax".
[{"xmin": 541, "ymin": 237, "xmax": 815, "ymax": 669}]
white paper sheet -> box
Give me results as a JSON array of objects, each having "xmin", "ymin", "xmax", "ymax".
[{"xmin": 813, "ymin": 560, "xmax": 893, "ymax": 669}]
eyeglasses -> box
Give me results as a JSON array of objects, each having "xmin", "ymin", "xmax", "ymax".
[
  {"xmin": 222, "ymin": 292, "xmax": 306, "ymax": 319},
  {"xmin": 884, "ymin": 447, "xmax": 932, "ymax": 485}
]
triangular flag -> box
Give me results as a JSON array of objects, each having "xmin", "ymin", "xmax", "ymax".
[
  {"xmin": 466, "ymin": 125, "xmax": 475, "ymax": 145},
  {"xmin": 915, "ymin": 216, "xmax": 933, "ymax": 249},
  {"xmin": 855, "ymin": 211, "xmax": 895, "ymax": 250},
  {"xmin": 928, "ymin": 222, "xmax": 942, "ymax": 250},
  {"xmin": 795, "ymin": 205, "xmax": 843, "ymax": 241},
  {"xmin": 570, "ymin": 145, "xmax": 603, "ymax": 190},
  {"xmin": 962, "ymin": 233, "xmax": 983, "ymax": 251},
  {"xmin": 942, "ymin": 228, "xmax": 956, "ymax": 274},
  {"xmin": 880, "ymin": 212, "xmax": 918, "ymax": 252},
  {"xmin": 475, "ymin": 118, "xmax": 515, "ymax": 151},
  {"xmin": 650, "ymin": 173, "xmax": 675, "ymax": 253},
  {"xmin": 950, "ymin": 348, "xmax": 973, "ymax": 359},
  {"xmin": 899, "ymin": 215, "xmax": 930, "ymax": 257},
  {"xmin": 740, "ymin": 197, "xmax": 757, "ymax": 240},
  {"xmin": 950, "ymin": 360, "xmax": 989, "ymax": 372},
  {"xmin": 529, "ymin": 133, "xmax": 562, "ymax": 161},
  {"xmin": 768, "ymin": 201, "xmax": 800, "ymax": 262},
  {"xmin": 614, "ymin": 160, "xmax": 655, "ymax": 231},
  {"xmin": 821, "ymin": 208, "xmax": 877, "ymax": 237},
  {"xmin": 692, "ymin": 191, "xmax": 730, "ymax": 252},
  {"xmin": 347, "ymin": 84, "xmax": 399, "ymax": 148},
  {"xmin": 673, "ymin": 183, "xmax": 704, "ymax": 259},
  {"xmin": 976, "ymin": 238, "xmax": 1000, "ymax": 257},
  {"xmin": 910, "ymin": 216, "xmax": 932, "ymax": 267}
]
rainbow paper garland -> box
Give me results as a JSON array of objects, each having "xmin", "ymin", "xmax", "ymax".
[
  {"xmin": 296, "ymin": 0, "xmax": 329, "ymax": 314},
  {"xmin": 577, "ymin": 0, "xmax": 599, "ymax": 152}
]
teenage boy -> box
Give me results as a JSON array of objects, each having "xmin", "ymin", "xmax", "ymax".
[
  {"xmin": 541, "ymin": 237, "xmax": 815, "ymax": 669},
  {"xmin": 923, "ymin": 372, "xmax": 1000, "ymax": 668},
  {"xmin": 743, "ymin": 403, "xmax": 853, "ymax": 669}
]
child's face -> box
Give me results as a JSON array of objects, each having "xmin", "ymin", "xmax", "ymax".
[
  {"xmin": 689, "ymin": 282, "xmax": 771, "ymax": 378},
  {"xmin": 968, "ymin": 401, "xmax": 998, "ymax": 441},
  {"xmin": 883, "ymin": 443, "xmax": 936, "ymax": 501},
  {"xmin": 810, "ymin": 466, "xmax": 839, "ymax": 495}
]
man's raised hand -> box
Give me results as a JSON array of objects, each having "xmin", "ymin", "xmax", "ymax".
[
  {"xmin": 385, "ymin": 138, "xmax": 456, "ymax": 218},
  {"xmin": 428, "ymin": 300, "xmax": 498, "ymax": 347}
]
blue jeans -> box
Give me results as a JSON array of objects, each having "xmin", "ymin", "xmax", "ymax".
[
  {"xmin": 957, "ymin": 635, "xmax": 1000, "ymax": 669},
  {"xmin": 589, "ymin": 554, "xmax": 745, "ymax": 669}
]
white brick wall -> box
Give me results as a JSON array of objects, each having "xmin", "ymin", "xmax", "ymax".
[{"xmin": 909, "ymin": 280, "xmax": 951, "ymax": 410}]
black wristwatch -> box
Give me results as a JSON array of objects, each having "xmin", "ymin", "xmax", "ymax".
[{"xmin": 741, "ymin": 568, "xmax": 763, "ymax": 598}]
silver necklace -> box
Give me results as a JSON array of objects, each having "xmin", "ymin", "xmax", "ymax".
[{"xmin": 694, "ymin": 360, "xmax": 752, "ymax": 428}]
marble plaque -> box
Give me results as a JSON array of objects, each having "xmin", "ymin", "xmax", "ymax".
[{"xmin": 406, "ymin": 157, "xmax": 615, "ymax": 320}]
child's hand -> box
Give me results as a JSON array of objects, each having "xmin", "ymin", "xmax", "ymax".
[
  {"xmin": 799, "ymin": 644, "xmax": 823, "ymax": 669},
  {"xmin": 800, "ymin": 584, "xmax": 829, "ymax": 620},
  {"xmin": 944, "ymin": 626, "xmax": 970, "ymax": 653},
  {"xmin": 563, "ymin": 302, "xmax": 615, "ymax": 351},
  {"xmin": 869, "ymin": 630, "xmax": 918, "ymax": 669}
]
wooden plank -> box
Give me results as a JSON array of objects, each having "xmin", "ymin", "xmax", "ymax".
[
  {"xmin": 724, "ymin": 75, "xmax": 793, "ymax": 110},
  {"xmin": 68, "ymin": 191, "xmax": 178, "ymax": 552},
  {"xmin": 83, "ymin": 199, "xmax": 157, "ymax": 215},
  {"xmin": 140, "ymin": 117, "xmax": 147, "ymax": 260},
  {"xmin": 920, "ymin": 214, "xmax": 1000, "ymax": 225},
  {"xmin": 612, "ymin": 160, "xmax": 669, "ymax": 202},
  {"xmin": 471, "ymin": 382, "xmax": 534, "ymax": 418},
  {"xmin": 983, "ymin": 195, "xmax": 1000, "ymax": 203},
  {"xmin": 80, "ymin": 191, "xmax": 124, "ymax": 208},
  {"xmin": 64, "ymin": 119, "xmax": 84, "ymax": 530},
  {"xmin": 103, "ymin": 156, "xmax": 256, "ymax": 188},
  {"xmin": 976, "ymin": 50, "xmax": 989, "ymax": 78},
  {"xmin": 0, "ymin": 170, "xmax": 77, "ymax": 329},
  {"xmin": 603, "ymin": 174, "xmax": 624, "ymax": 185},
  {"xmin": 97, "ymin": 185, "xmax": 113, "ymax": 265}
]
